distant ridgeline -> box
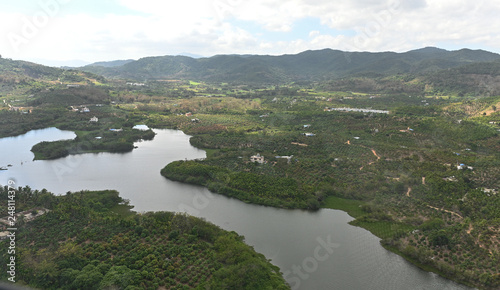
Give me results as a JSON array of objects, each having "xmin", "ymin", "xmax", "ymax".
[{"xmin": 77, "ymin": 47, "xmax": 500, "ymax": 86}]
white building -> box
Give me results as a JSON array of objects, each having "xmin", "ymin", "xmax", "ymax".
[
  {"xmin": 275, "ymin": 155, "xmax": 294, "ymax": 164},
  {"xmin": 457, "ymin": 164, "xmax": 474, "ymax": 170},
  {"xmin": 250, "ymin": 154, "xmax": 265, "ymax": 164}
]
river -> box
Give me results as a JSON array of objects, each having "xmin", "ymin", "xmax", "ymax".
[{"xmin": 0, "ymin": 127, "xmax": 473, "ymax": 290}]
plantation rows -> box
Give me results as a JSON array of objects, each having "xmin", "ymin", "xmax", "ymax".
[{"xmin": 0, "ymin": 187, "xmax": 289, "ymax": 289}]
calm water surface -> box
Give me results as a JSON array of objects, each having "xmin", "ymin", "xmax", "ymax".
[{"xmin": 0, "ymin": 128, "xmax": 474, "ymax": 290}]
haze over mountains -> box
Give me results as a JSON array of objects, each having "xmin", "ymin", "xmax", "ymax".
[
  {"xmin": 75, "ymin": 47, "xmax": 500, "ymax": 83},
  {"xmin": 2, "ymin": 47, "xmax": 500, "ymax": 96}
]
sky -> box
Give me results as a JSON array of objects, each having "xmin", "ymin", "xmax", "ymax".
[{"xmin": 1, "ymin": 0, "xmax": 500, "ymax": 67}]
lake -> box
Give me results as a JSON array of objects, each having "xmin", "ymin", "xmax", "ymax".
[{"xmin": 0, "ymin": 127, "xmax": 473, "ymax": 290}]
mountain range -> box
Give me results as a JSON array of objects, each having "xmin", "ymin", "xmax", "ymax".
[
  {"xmin": 2, "ymin": 47, "xmax": 500, "ymax": 95},
  {"xmin": 76, "ymin": 47, "xmax": 500, "ymax": 84}
]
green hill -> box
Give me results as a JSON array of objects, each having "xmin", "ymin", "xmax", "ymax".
[
  {"xmin": 87, "ymin": 59, "xmax": 135, "ymax": 68},
  {"xmin": 0, "ymin": 57, "xmax": 106, "ymax": 83},
  {"xmin": 77, "ymin": 47, "xmax": 500, "ymax": 83},
  {"xmin": 0, "ymin": 57, "xmax": 62, "ymax": 79},
  {"xmin": 0, "ymin": 57, "xmax": 107, "ymax": 104}
]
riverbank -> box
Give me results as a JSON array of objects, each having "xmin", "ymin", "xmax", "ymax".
[
  {"xmin": 160, "ymin": 160, "xmax": 318, "ymax": 210},
  {"xmin": 380, "ymin": 244, "xmax": 478, "ymax": 289},
  {"xmin": 322, "ymin": 196, "xmax": 414, "ymax": 239},
  {"xmin": 322, "ymin": 196, "xmax": 483, "ymax": 290},
  {"xmin": 31, "ymin": 128, "xmax": 155, "ymax": 160}
]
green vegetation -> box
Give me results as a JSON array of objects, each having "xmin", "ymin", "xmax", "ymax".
[
  {"xmin": 0, "ymin": 186, "xmax": 289, "ymax": 289},
  {"xmin": 78, "ymin": 47, "xmax": 500, "ymax": 85},
  {"xmin": 161, "ymin": 160, "xmax": 317, "ymax": 209},
  {"xmin": 152, "ymin": 88, "xmax": 500, "ymax": 289},
  {"xmin": 32, "ymin": 128, "xmax": 155, "ymax": 160},
  {"xmin": 323, "ymin": 196, "xmax": 414, "ymax": 240},
  {"xmin": 1, "ymin": 51, "xmax": 500, "ymax": 289}
]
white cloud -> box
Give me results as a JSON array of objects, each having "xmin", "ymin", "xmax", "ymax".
[
  {"xmin": 309, "ymin": 30, "xmax": 320, "ymax": 37},
  {"xmin": 1, "ymin": 0, "xmax": 500, "ymax": 64}
]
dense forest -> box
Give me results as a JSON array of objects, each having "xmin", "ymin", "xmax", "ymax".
[
  {"xmin": 31, "ymin": 128, "xmax": 155, "ymax": 160},
  {"xmin": 78, "ymin": 47, "xmax": 500, "ymax": 84},
  {"xmin": 0, "ymin": 187, "xmax": 289, "ymax": 289}
]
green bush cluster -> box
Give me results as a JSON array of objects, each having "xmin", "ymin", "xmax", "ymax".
[{"xmin": 0, "ymin": 187, "xmax": 290, "ymax": 289}]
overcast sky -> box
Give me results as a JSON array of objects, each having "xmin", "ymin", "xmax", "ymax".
[{"xmin": 1, "ymin": 0, "xmax": 499, "ymax": 66}]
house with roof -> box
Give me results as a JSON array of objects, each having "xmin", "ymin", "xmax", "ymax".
[
  {"xmin": 250, "ymin": 154, "xmax": 265, "ymax": 164},
  {"xmin": 457, "ymin": 164, "xmax": 474, "ymax": 170},
  {"xmin": 482, "ymin": 188, "xmax": 497, "ymax": 195}
]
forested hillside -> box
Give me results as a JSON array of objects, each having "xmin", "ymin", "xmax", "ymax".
[
  {"xmin": 77, "ymin": 48, "xmax": 500, "ymax": 84},
  {"xmin": 0, "ymin": 187, "xmax": 289, "ymax": 289}
]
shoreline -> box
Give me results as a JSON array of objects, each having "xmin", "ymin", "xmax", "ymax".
[{"xmin": 322, "ymin": 195, "xmax": 479, "ymax": 290}]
